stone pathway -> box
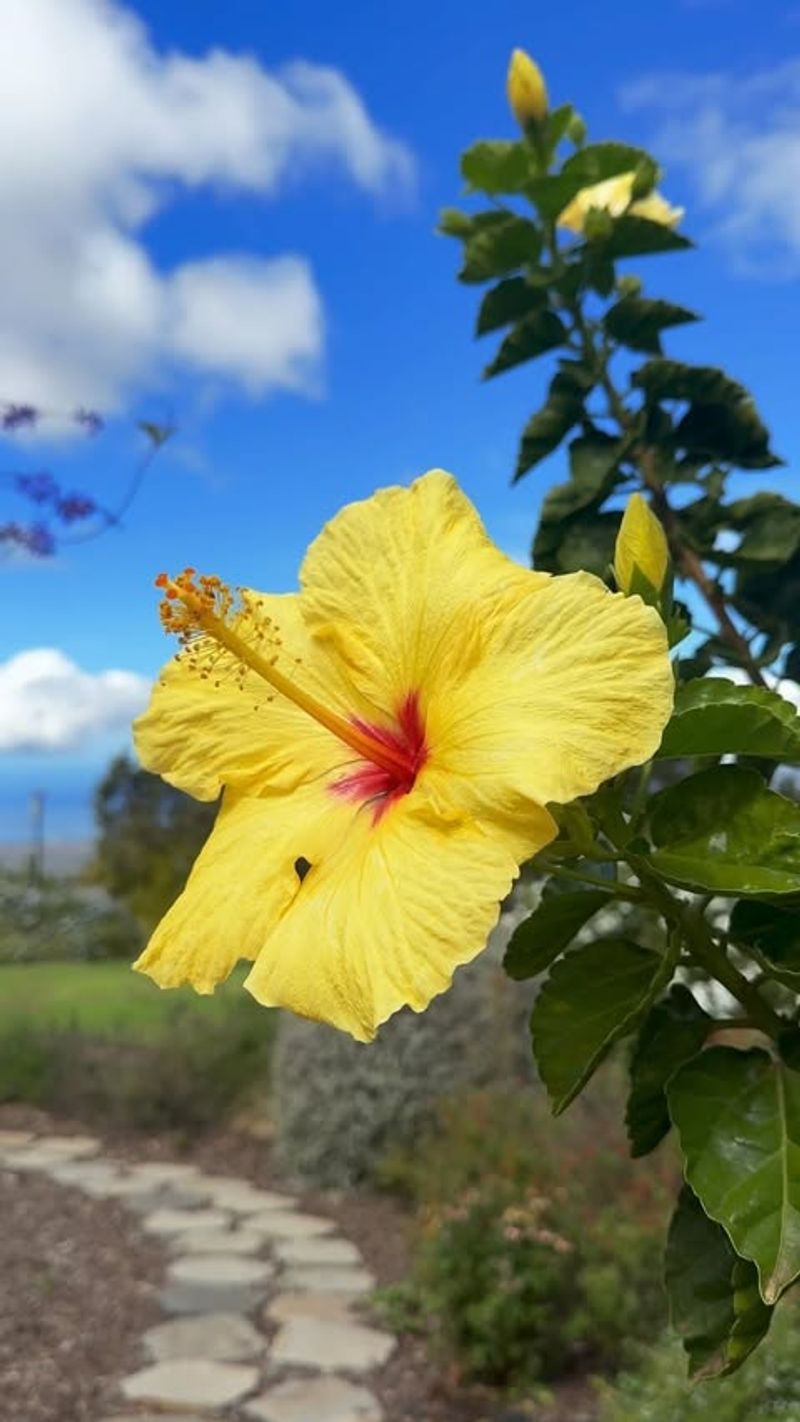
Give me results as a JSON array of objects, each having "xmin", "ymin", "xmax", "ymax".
[{"xmin": 0, "ymin": 1128, "xmax": 395, "ymax": 1421}]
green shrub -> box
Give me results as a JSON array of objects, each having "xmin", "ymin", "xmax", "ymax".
[
  {"xmin": 597, "ymin": 1308, "xmax": 800, "ymax": 1422},
  {"xmin": 272, "ymin": 909, "xmax": 538, "ymax": 1187},
  {"xmin": 0, "ymin": 872, "xmax": 143, "ymax": 963},
  {"xmin": 0, "ymin": 996, "xmax": 273, "ymax": 1131},
  {"xmin": 374, "ymin": 1080, "xmax": 675, "ymax": 1391}
]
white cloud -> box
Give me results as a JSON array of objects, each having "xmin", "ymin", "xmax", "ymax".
[
  {"xmin": 0, "ymin": 649, "xmax": 149, "ymax": 752},
  {"xmin": 0, "ymin": 0, "xmax": 414, "ymax": 412},
  {"xmin": 621, "ymin": 60, "xmax": 800, "ymax": 275}
]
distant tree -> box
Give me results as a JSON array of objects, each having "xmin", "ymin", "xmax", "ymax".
[{"xmin": 89, "ymin": 754, "xmax": 217, "ymax": 930}]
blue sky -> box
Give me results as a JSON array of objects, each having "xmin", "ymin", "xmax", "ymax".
[{"xmin": 2, "ymin": 0, "xmax": 800, "ymax": 841}]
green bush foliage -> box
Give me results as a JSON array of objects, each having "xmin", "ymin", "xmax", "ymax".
[
  {"xmin": 374, "ymin": 1081, "xmax": 675, "ymax": 1390},
  {"xmin": 272, "ymin": 912, "xmax": 537, "ymax": 1187},
  {"xmin": 0, "ymin": 996, "xmax": 273, "ymax": 1131},
  {"xmin": 0, "ymin": 872, "xmax": 143, "ymax": 963},
  {"xmin": 598, "ymin": 1308, "xmax": 800, "ymax": 1421}
]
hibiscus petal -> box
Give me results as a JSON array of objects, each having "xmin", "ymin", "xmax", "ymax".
[
  {"xmin": 243, "ymin": 797, "xmax": 545, "ymax": 1042},
  {"xmin": 299, "ymin": 469, "xmax": 549, "ymax": 708},
  {"xmin": 134, "ymin": 592, "xmax": 364, "ymax": 801},
  {"xmin": 133, "ymin": 786, "xmax": 354, "ymax": 993},
  {"xmin": 429, "ymin": 569, "xmax": 673, "ymax": 817}
]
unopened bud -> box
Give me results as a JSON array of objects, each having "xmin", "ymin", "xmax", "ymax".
[
  {"xmin": 507, "ymin": 48, "xmax": 548, "ymax": 128},
  {"xmin": 614, "ymin": 493, "xmax": 670, "ymax": 602}
]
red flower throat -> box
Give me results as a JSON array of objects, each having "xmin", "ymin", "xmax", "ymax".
[{"xmin": 331, "ymin": 691, "xmax": 428, "ymax": 821}]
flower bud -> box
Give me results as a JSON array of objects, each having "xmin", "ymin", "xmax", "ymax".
[
  {"xmin": 507, "ymin": 48, "xmax": 548, "ymax": 128},
  {"xmin": 614, "ymin": 493, "xmax": 670, "ymax": 601}
]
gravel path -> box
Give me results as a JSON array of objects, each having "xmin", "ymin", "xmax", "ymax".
[
  {"xmin": 0, "ymin": 1158, "xmax": 163, "ymax": 1422},
  {"xmin": 0, "ymin": 1128, "xmax": 397, "ymax": 1422}
]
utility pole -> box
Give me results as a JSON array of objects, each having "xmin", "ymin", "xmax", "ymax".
[{"xmin": 29, "ymin": 789, "xmax": 45, "ymax": 882}]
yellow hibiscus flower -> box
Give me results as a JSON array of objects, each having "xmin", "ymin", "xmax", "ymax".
[
  {"xmin": 558, "ymin": 171, "xmax": 684, "ymax": 235},
  {"xmin": 134, "ymin": 471, "xmax": 673, "ymax": 1041}
]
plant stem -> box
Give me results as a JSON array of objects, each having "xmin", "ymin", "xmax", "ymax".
[
  {"xmin": 543, "ymin": 862, "xmax": 643, "ymax": 902},
  {"xmin": 565, "ymin": 301, "xmax": 767, "ymax": 687},
  {"xmin": 626, "ymin": 855, "xmax": 785, "ymax": 1038}
]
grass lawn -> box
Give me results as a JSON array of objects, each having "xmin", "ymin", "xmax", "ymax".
[{"xmin": 0, "ymin": 960, "xmax": 249, "ymax": 1037}]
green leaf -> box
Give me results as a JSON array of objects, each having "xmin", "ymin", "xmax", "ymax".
[
  {"xmin": 657, "ymin": 679, "xmax": 800, "ymax": 762},
  {"xmin": 665, "ymin": 1185, "xmax": 773, "ymax": 1380},
  {"xmin": 482, "ymin": 309, "xmax": 567, "ymax": 379},
  {"xmin": 438, "ymin": 207, "xmax": 475, "ymax": 238},
  {"xmin": 596, "ymin": 216, "xmax": 692, "ymax": 258},
  {"xmin": 729, "ymin": 900, "xmax": 800, "ymax": 988},
  {"xmin": 604, "ymin": 296, "xmax": 699, "ymax": 355},
  {"xmin": 533, "ymin": 509, "xmax": 621, "ymax": 577},
  {"xmin": 504, "ymin": 890, "xmax": 608, "ymax": 981},
  {"xmin": 543, "ymin": 103, "xmax": 575, "ymax": 156},
  {"xmin": 728, "ymin": 494, "xmax": 800, "ymax": 563},
  {"xmin": 475, "ymin": 276, "xmax": 546, "ymax": 336},
  {"xmin": 668, "ymin": 1046, "xmax": 800, "ymax": 1303},
  {"xmin": 531, "ymin": 938, "xmax": 666, "ymax": 1113},
  {"xmin": 632, "ymin": 359, "xmax": 780, "ymax": 468},
  {"xmin": 459, "ymin": 215, "xmax": 541, "ymax": 284},
  {"xmin": 676, "ymin": 403, "xmax": 782, "ymax": 472},
  {"xmin": 569, "ymin": 433, "xmax": 623, "ymax": 490},
  {"xmin": 626, "ymin": 985, "xmax": 712, "ymax": 1158},
  {"xmin": 460, "ymin": 140, "xmax": 533, "ymax": 195},
  {"xmin": 514, "ymin": 362, "xmax": 595, "ymax": 481},
  {"xmin": 561, "ymin": 141, "xmax": 659, "ymax": 189},
  {"xmin": 633, "ymin": 359, "xmax": 752, "ymax": 406},
  {"xmin": 648, "ymin": 765, "xmax": 800, "ymax": 896}
]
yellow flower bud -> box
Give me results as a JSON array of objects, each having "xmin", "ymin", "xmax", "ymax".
[
  {"xmin": 614, "ymin": 493, "xmax": 670, "ymax": 599},
  {"xmin": 557, "ymin": 171, "xmax": 684, "ymax": 235},
  {"xmin": 507, "ymin": 48, "xmax": 548, "ymax": 127}
]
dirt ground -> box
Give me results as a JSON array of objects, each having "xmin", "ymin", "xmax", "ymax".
[{"xmin": 0, "ymin": 1104, "xmax": 597, "ymax": 1422}]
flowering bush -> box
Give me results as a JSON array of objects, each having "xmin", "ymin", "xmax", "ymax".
[{"xmin": 375, "ymin": 1084, "xmax": 674, "ymax": 1389}]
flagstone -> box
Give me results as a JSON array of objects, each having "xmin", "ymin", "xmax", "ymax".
[
  {"xmin": 197, "ymin": 1178, "xmax": 295, "ymax": 1213},
  {"xmin": 247, "ymin": 1210, "xmax": 335, "ymax": 1240},
  {"xmin": 127, "ymin": 1162, "xmax": 199, "ymax": 1184},
  {"xmin": 168, "ymin": 1226, "xmax": 264, "ymax": 1255},
  {"xmin": 142, "ymin": 1207, "xmax": 231, "ymax": 1236},
  {"xmin": 36, "ymin": 1133, "xmax": 101, "ymax": 1156},
  {"xmin": 269, "ymin": 1317, "xmax": 395, "ymax": 1372},
  {"xmin": 244, "ymin": 1375, "xmax": 382, "ymax": 1422},
  {"xmin": 280, "ymin": 1266, "xmax": 375, "ymax": 1295},
  {"xmin": 266, "ymin": 1291, "xmax": 364, "ymax": 1327},
  {"xmin": 274, "ymin": 1237, "xmax": 363, "ymax": 1268},
  {"xmin": 142, "ymin": 1310, "xmax": 264, "ymax": 1363},
  {"xmin": 0, "ymin": 1130, "xmax": 34, "ymax": 1149},
  {"xmin": 161, "ymin": 1253, "xmax": 274, "ymax": 1314},
  {"xmin": 120, "ymin": 1358, "xmax": 258, "ymax": 1409}
]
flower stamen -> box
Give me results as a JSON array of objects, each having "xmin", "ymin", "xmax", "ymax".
[{"xmin": 155, "ymin": 569, "xmax": 421, "ymax": 783}]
